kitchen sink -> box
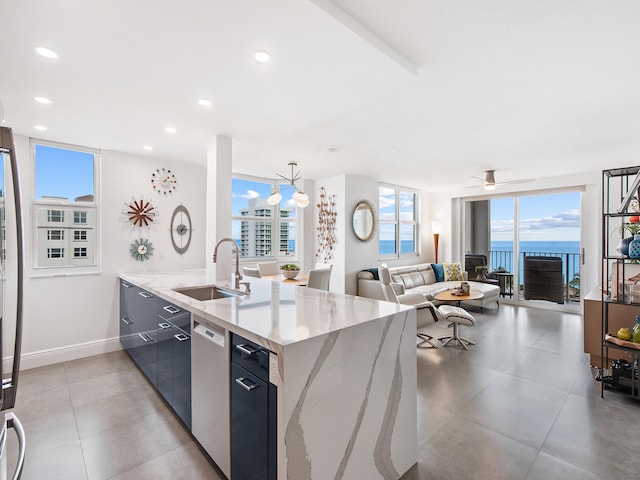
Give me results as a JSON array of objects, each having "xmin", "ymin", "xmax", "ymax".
[{"xmin": 173, "ymin": 285, "xmax": 244, "ymax": 301}]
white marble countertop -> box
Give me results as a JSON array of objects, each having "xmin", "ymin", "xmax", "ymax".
[{"xmin": 119, "ymin": 269, "xmax": 410, "ymax": 351}]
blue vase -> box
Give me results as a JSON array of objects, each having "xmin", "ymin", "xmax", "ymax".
[
  {"xmin": 619, "ymin": 236, "xmax": 634, "ymax": 256},
  {"xmin": 629, "ymin": 234, "xmax": 640, "ymax": 258}
]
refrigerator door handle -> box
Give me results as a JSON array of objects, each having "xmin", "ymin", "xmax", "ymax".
[{"xmin": 6, "ymin": 412, "xmax": 25, "ymax": 480}]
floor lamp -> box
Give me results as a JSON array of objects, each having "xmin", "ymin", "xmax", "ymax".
[{"xmin": 432, "ymin": 221, "xmax": 441, "ymax": 263}]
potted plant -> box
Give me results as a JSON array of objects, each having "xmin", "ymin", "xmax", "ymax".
[
  {"xmin": 280, "ymin": 263, "xmax": 300, "ymax": 279},
  {"xmin": 475, "ymin": 265, "xmax": 489, "ymax": 281}
]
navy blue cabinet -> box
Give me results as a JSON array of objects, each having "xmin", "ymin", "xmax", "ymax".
[
  {"xmin": 230, "ymin": 333, "xmax": 276, "ymax": 480},
  {"xmin": 119, "ymin": 279, "xmax": 191, "ymax": 429},
  {"xmin": 157, "ymin": 302, "xmax": 191, "ymax": 429},
  {"xmin": 119, "ymin": 280, "xmax": 157, "ymax": 386}
]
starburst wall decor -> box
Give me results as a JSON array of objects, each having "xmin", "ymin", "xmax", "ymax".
[
  {"xmin": 122, "ymin": 196, "xmax": 157, "ymax": 228},
  {"xmin": 130, "ymin": 238, "xmax": 154, "ymax": 261}
]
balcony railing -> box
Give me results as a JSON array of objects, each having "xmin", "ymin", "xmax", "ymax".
[{"xmin": 489, "ymin": 250, "xmax": 581, "ymax": 303}]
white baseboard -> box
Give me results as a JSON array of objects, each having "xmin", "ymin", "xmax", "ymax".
[{"xmin": 3, "ymin": 337, "xmax": 123, "ymax": 372}]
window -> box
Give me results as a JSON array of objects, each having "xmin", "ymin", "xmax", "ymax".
[
  {"xmin": 47, "ymin": 230, "xmax": 64, "ymax": 241},
  {"xmin": 47, "ymin": 210, "xmax": 64, "ymax": 222},
  {"xmin": 33, "ymin": 140, "xmax": 99, "ymax": 270},
  {"xmin": 379, "ymin": 184, "xmax": 419, "ymax": 258},
  {"xmin": 232, "ymin": 176, "xmax": 298, "ymax": 259},
  {"xmin": 73, "ymin": 211, "xmax": 87, "ymax": 224},
  {"xmin": 47, "ymin": 248, "xmax": 64, "ymax": 258}
]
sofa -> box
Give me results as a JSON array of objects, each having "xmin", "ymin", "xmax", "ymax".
[{"xmin": 358, "ymin": 262, "xmax": 500, "ymax": 310}]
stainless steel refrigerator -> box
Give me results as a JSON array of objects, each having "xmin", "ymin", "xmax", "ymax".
[{"xmin": 0, "ymin": 126, "xmax": 26, "ymax": 480}]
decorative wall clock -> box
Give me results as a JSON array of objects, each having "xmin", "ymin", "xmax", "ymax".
[
  {"xmin": 170, "ymin": 204, "xmax": 192, "ymax": 255},
  {"xmin": 122, "ymin": 196, "xmax": 157, "ymax": 227},
  {"xmin": 151, "ymin": 167, "xmax": 177, "ymax": 195},
  {"xmin": 130, "ymin": 238, "xmax": 154, "ymax": 261}
]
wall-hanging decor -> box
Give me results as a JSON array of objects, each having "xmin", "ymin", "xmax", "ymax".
[
  {"xmin": 352, "ymin": 200, "xmax": 375, "ymax": 242},
  {"xmin": 151, "ymin": 167, "xmax": 177, "ymax": 195},
  {"xmin": 170, "ymin": 204, "xmax": 192, "ymax": 255},
  {"xmin": 316, "ymin": 186, "xmax": 337, "ymax": 263},
  {"xmin": 130, "ymin": 238, "xmax": 154, "ymax": 261},
  {"xmin": 122, "ymin": 196, "xmax": 157, "ymax": 227}
]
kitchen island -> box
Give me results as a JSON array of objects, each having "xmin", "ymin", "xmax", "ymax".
[{"xmin": 119, "ymin": 270, "xmax": 417, "ymax": 480}]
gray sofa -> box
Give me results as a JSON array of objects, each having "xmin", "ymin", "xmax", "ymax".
[{"xmin": 358, "ymin": 262, "xmax": 500, "ymax": 310}]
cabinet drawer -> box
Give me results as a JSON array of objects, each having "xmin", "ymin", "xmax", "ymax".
[
  {"xmin": 230, "ymin": 333, "xmax": 270, "ymax": 382},
  {"xmin": 158, "ymin": 302, "xmax": 190, "ymax": 331}
]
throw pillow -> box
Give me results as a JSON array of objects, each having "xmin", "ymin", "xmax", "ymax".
[
  {"xmin": 443, "ymin": 262, "xmax": 464, "ymax": 281},
  {"xmin": 431, "ymin": 263, "xmax": 445, "ymax": 282}
]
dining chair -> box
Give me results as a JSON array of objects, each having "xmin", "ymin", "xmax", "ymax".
[
  {"xmin": 306, "ymin": 268, "xmax": 332, "ymax": 291},
  {"xmin": 314, "ymin": 262, "xmax": 333, "ymax": 270},
  {"xmin": 257, "ymin": 261, "xmax": 279, "ymax": 276},
  {"xmin": 242, "ymin": 267, "xmax": 261, "ymax": 278}
]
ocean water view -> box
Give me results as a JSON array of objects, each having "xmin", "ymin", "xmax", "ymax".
[{"xmin": 489, "ymin": 240, "xmax": 580, "ymax": 285}]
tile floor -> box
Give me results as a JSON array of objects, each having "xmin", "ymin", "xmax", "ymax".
[{"xmin": 6, "ymin": 304, "xmax": 640, "ymax": 479}]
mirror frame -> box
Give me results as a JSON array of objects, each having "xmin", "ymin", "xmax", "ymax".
[{"xmin": 352, "ymin": 200, "xmax": 375, "ymax": 242}]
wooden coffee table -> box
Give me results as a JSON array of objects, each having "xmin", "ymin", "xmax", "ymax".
[{"xmin": 434, "ymin": 289, "xmax": 482, "ymax": 306}]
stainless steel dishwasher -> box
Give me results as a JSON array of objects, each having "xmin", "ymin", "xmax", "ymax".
[{"xmin": 191, "ymin": 315, "xmax": 230, "ymax": 478}]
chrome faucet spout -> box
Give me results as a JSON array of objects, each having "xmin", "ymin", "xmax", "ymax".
[{"xmin": 213, "ymin": 238, "xmax": 242, "ymax": 290}]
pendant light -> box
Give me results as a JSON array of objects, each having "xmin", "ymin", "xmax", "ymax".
[{"xmin": 267, "ymin": 162, "xmax": 309, "ymax": 208}]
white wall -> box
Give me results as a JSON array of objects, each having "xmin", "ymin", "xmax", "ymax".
[{"xmin": 10, "ymin": 134, "xmax": 206, "ymax": 369}]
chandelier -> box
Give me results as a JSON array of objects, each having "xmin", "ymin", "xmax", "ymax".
[{"xmin": 267, "ymin": 161, "xmax": 310, "ymax": 208}]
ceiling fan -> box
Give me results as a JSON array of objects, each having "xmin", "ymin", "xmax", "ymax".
[{"xmin": 470, "ymin": 170, "xmax": 534, "ymax": 190}]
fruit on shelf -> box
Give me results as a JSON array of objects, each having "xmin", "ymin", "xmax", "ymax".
[{"xmin": 618, "ymin": 328, "xmax": 632, "ymax": 340}]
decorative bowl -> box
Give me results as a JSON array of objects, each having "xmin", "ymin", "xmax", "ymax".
[{"xmin": 282, "ymin": 270, "xmax": 299, "ymax": 279}]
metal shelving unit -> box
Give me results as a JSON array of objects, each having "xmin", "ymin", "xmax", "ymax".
[{"xmin": 601, "ymin": 167, "xmax": 640, "ymax": 399}]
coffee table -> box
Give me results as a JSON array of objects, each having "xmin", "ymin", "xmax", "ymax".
[{"xmin": 434, "ymin": 289, "xmax": 482, "ymax": 307}]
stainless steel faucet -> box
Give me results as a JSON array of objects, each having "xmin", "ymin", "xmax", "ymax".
[{"xmin": 213, "ymin": 238, "xmax": 242, "ymax": 290}]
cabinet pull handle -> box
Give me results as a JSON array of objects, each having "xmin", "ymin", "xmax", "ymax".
[
  {"xmin": 121, "ymin": 282, "xmax": 133, "ymax": 288},
  {"xmin": 121, "ymin": 317, "xmax": 133, "ymax": 325},
  {"xmin": 174, "ymin": 333, "xmax": 189, "ymax": 342},
  {"xmin": 158, "ymin": 322, "xmax": 171, "ymax": 329},
  {"xmin": 235, "ymin": 377, "xmax": 259, "ymax": 391},
  {"xmin": 163, "ymin": 305, "xmax": 180, "ymax": 314},
  {"xmin": 236, "ymin": 344, "xmax": 258, "ymax": 356},
  {"xmin": 138, "ymin": 333, "xmax": 154, "ymax": 343},
  {"xmin": 138, "ymin": 291, "xmax": 154, "ymax": 299}
]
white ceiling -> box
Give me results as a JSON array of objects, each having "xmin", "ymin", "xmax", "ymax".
[{"xmin": 2, "ymin": 0, "xmax": 640, "ymax": 192}]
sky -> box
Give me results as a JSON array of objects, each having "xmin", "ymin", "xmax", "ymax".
[
  {"xmin": 231, "ymin": 178, "xmax": 297, "ymax": 239},
  {"xmin": 490, "ymin": 191, "xmax": 580, "ymax": 242},
  {"xmin": 35, "ymin": 144, "xmax": 94, "ymax": 200}
]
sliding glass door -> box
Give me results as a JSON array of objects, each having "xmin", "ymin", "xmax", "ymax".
[{"xmin": 466, "ymin": 190, "xmax": 582, "ymax": 306}]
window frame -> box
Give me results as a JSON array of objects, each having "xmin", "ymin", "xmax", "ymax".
[
  {"xmin": 232, "ymin": 173, "xmax": 299, "ymax": 262},
  {"xmin": 379, "ymin": 183, "xmax": 420, "ymax": 260},
  {"xmin": 31, "ymin": 138, "xmax": 101, "ymax": 275}
]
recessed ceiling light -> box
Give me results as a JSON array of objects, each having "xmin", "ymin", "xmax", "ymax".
[
  {"xmin": 34, "ymin": 47, "xmax": 58, "ymax": 59},
  {"xmin": 34, "ymin": 96, "xmax": 52, "ymax": 104},
  {"xmin": 254, "ymin": 51, "xmax": 271, "ymax": 63},
  {"xmin": 143, "ymin": 145, "xmax": 153, "ymax": 151},
  {"xmin": 198, "ymin": 99, "xmax": 212, "ymax": 107},
  {"xmin": 34, "ymin": 125, "xmax": 48, "ymax": 131},
  {"xmin": 165, "ymin": 127, "xmax": 176, "ymax": 134}
]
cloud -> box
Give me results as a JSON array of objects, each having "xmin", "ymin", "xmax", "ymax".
[
  {"xmin": 521, "ymin": 210, "xmax": 581, "ymax": 231},
  {"xmin": 233, "ymin": 189, "xmax": 260, "ymax": 199},
  {"xmin": 491, "ymin": 209, "xmax": 581, "ymax": 234}
]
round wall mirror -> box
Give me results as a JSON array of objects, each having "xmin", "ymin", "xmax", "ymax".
[{"xmin": 352, "ymin": 201, "xmax": 375, "ymax": 241}]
